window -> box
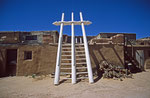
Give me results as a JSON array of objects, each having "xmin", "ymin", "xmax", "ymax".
[
  {"xmin": 24, "ymin": 51, "xmax": 32, "ymax": 60},
  {"xmin": 149, "ymin": 50, "xmax": 150, "ymax": 57},
  {"xmin": 140, "ymin": 42, "xmax": 144, "ymax": 45},
  {"xmin": 25, "ymin": 35, "xmax": 37, "ymax": 40}
]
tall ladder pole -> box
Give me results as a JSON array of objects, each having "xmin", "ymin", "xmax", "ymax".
[
  {"xmin": 80, "ymin": 12, "xmax": 94, "ymax": 83},
  {"xmin": 71, "ymin": 12, "xmax": 76, "ymax": 84},
  {"xmin": 54, "ymin": 13, "xmax": 64, "ymax": 85}
]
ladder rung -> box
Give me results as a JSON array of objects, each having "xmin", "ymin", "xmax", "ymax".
[
  {"xmin": 61, "ymin": 63, "xmax": 71, "ymax": 65},
  {"xmin": 62, "ymin": 51, "xmax": 71, "ymax": 53},
  {"xmin": 77, "ymin": 72, "xmax": 88, "ymax": 74},
  {"xmin": 76, "ymin": 47, "xmax": 84, "ymax": 49},
  {"xmin": 61, "ymin": 67, "xmax": 71, "ymax": 69},
  {"xmin": 75, "ymin": 44, "xmax": 84, "ymax": 46},
  {"xmin": 76, "ymin": 54, "xmax": 85, "ymax": 56},
  {"xmin": 62, "ymin": 48, "xmax": 71, "ymax": 49},
  {"xmin": 60, "ymin": 72, "xmax": 71, "ymax": 75},
  {"xmin": 76, "ymin": 62, "xmax": 86, "ymax": 65},
  {"xmin": 62, "ymin": 59, "xmax": 71, "ymax": 61},
  {"xmin": 62, "ymin": 78, "xmax": 71, "ymax": 80},
  {"xmin": 62, "ymin": 55, "xmax": 71, "ymax": 57},
  {"xmin": 76, "ymin": 51, "xmax": 85, "ymax": 53},
  {"xmin": 77, "ymin": 77, "xmax": 88, "ymax": 79},
  {"xmin": 76, "ymin": 67, "xmax": 87, "ymax": 69},
  {"xmin": 62, "ymin": 44, "xmax": 71, "ymax": 46},
  {"xmin": 76, "ymin": 58, "xmax": 86, "ymax": 60}
]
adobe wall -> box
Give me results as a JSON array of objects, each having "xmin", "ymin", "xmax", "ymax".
[
  {"xmin": 89, "ymin": 44, "xmax": 125, "ymax": 71},
  {"xmin": 0, "ymin": 44, "xmax": 125, "ymax": 76},
  {"xmin": 17, "ymin": 45, "xmax": 57, "ymax": 76},
  {"xmin": 0, "ymin": 32, "xmax": 20, "ymax": 44}
]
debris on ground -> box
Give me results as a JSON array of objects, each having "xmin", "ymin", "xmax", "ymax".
[{"xmin": 99, "ymin": 61, "xmax": 132, "ymax": 81}]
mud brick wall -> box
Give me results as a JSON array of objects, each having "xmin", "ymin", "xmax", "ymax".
[
  {"xmin": 91, "ymin": 38, "xmax": 111, "ymax": 43},
  {"xmin": 89, "ymin": 44, "xmax": 124, "ymax": 72},
  {"xmin": 43, "ymin": 35, "xmax": 54, "ymax": 44},
  {"xmin": 17, "ymin": 45, "xmax": 57, "ymax": 76},
  {"xmin": 0, "ymin": 32, "xmax": 20, "ymax": 44},
  {"xmin": 90, "ymin": 34, "xmax": 124, "ymax": 44},
  {"xmin": 111, "ymin": 34, "xmax": 124, "ymax": 44}
]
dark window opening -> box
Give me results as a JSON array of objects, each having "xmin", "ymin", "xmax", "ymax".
[
  {"xmin": 24, "ymin": 51, "xmax": 32, "ymax": 60},
  {"xmin": 149, "ymin": 50, "xmax": 150, "ymax": 57},
  {"xmin": 140, "ymin": 42, "xmax": 144, "ymax": 45},
  {"xmin": 25, "ymin": 35, "xmax": 37, "ymax": 40}
]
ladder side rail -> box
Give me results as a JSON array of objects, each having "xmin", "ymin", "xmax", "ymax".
[
  {"xmin": 71, "ymin": 12, "xmax": 76, "ymax": 84},
  {"xmin": 54, "ymin": 13, "xmax": 64, "ymax": 85},
  {"xmin": 80, "ymin": 12, "xmax": 94, "ymax": 83}
]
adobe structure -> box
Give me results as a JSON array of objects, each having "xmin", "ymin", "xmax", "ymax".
[{"xmin": 0, "ymin": 31, "xmax": 150, "ymax": 77}]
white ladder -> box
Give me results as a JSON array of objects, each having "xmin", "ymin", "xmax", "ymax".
[{"xmin": 53, "ymin": 12, "xmax": 94, "ymax": 85}]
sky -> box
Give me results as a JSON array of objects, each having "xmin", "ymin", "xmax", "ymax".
[{"xmin": 0, "ymin": 0, "xmax": 150, "ymax": 39}]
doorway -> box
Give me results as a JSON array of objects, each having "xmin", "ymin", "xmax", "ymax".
[
  {"xmin": 136, "ymin": 50, "xmax": 144, "ymax": 70},
  {"xmin": 6, "ymin": 49, "xmax": 17, "ymax": 76}
]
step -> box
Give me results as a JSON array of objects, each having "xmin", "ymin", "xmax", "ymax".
[
  {"xmin": 62, "ymin": 59, "xmax": 71, "ymax": 61},
  {"xmin": 77, "ymin": 72, "xmax": 88, "ymax": 74},
  {"xmin": 77, "ymin": 77, "xmax": 88, "ymax": 79},
  {"xmin": 76, "ymin": 51, "xmax": 85, "ymax": 53},
  {"xmin": 62, "ymin": 78, "xmax": 72, "ymax": 80},
  {"xmin": 61, "ymin": 67, "xmax": 87, "ymax": 69},
  {"xmin": 62, "ymin": 47, "xmax": 71, "ymax": 49},
  {"xmin": 62, "ymin": 51, "xmax": 71, "ymax": 53},
  {"xmin": 76, "ymin": 54, "xmax": 85, "ymax": 56},
  {"xmin": 62, "ymin": 44, "xmax": 71, "ymax": 46},
  {"xmin": 62, "ymin": 55, "xmax": 71, "ymax": 57},
  {"xmin": 61, "ymin": 63, "xmax": 71, "ymax": 65},
  {"xmin": 75, "ymin": 44, "xmax": 84, "ymax": 46},
  {"xmin": 76, "ymin": 62, "xmax": 86, "ymax": 65},
  {"xmin": 76, "ymin": 47, "xmax": 84, "ymax": 49},
  {"xmin": 76, "ymin": 58, "xmax": 86, "ymax": 60},
  {"xmin": 60, "ymin": 72, "xmax": 71, "ymax": 75},
  {"xmin": 76, "ymin": 67, "xmax": 87, "ymax": 69},
  {"xmin": 61, "ymin": 67, "xmax": 71, "ymax": 69}
]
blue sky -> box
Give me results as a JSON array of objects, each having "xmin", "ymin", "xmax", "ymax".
[{"xmin": 0, "ymin": 0, "xmax": 150, "ymax": 39}]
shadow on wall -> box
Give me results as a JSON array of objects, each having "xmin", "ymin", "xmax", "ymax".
[
  {"xmin": 89, "ymin": 44, "xmax": 124, "ymax": 82},
  {"xmin": 0, "ymin": 50, "xmax": 5, "ymax": 77}
]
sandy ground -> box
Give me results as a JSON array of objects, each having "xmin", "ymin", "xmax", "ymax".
[{"xmin": 0, "ymin": 70, "xmax": 150, "ymax": 98}]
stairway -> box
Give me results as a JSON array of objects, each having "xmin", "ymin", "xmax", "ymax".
[
  {"xmin": 75, "ymin": 44, "xmax": 88, "ymax": 80},
  {"xmin": 60, "ymin": 43, "xmax": 88, "ymax": 81},
  {"xmin": 124, "ymin": 49, "xmax": 141, "ymax": 72}
]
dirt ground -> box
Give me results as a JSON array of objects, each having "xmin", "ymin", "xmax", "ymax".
[{"xmin": 0, "ymin": 70, "xmax": 150, "ymax": 98}]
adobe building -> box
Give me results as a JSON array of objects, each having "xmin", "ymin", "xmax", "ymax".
[{"xmin": 0, "ymin": 31, "xmax": 150, "ymax": 77}]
